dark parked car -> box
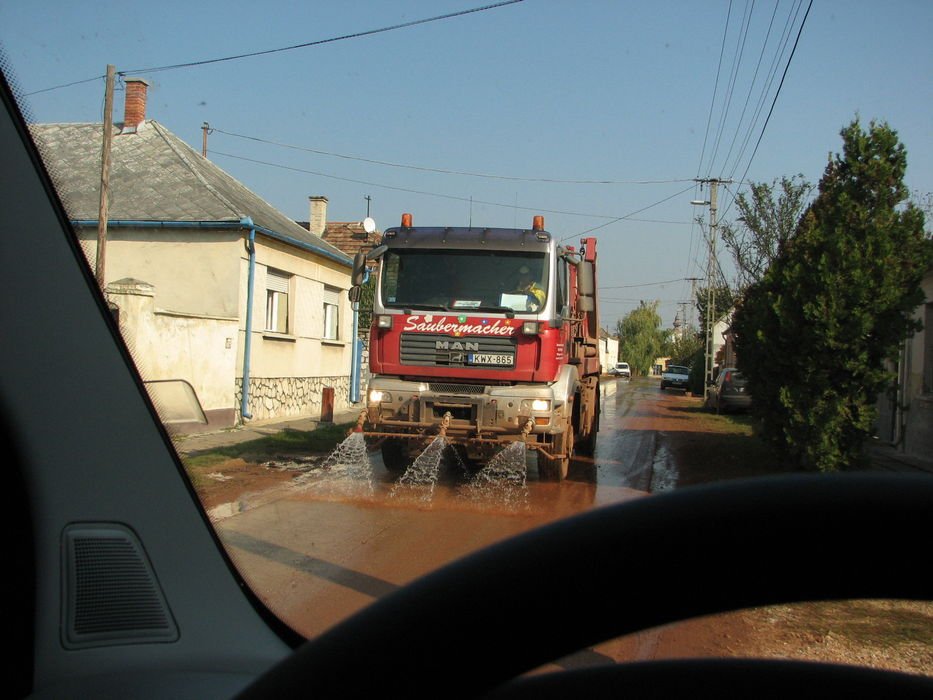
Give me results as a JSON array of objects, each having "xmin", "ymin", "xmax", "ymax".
[{"xmin": 706, "ymin": 367, "xmax": 752, "ymax": 413}]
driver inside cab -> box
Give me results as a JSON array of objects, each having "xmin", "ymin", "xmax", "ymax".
[{"xmin": 515, "ymin": 265, "xmax": 546, "ymax": 310}]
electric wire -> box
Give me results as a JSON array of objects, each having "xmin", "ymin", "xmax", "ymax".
[
  {"xmin": 25, "ymin": 0, "xmax": 523, "ymax": 96},
  {"xmin": 696, "ymin": 0, "xmax": 733, "ymax": 178},
  {"xmin": 720, "ymin": 0, "xmax": 812, "ymax": 221},
  {"xmin": 706, "ymin": 0, "xmax": 754, "ymax": 179},
  {"xmin": 211, "ymin": 149, "xmax": 693, "ymax": 224},
  {"xmin": 725, "ymin": 0, "xmax": 803, "ymax": 180},
  {"xmin": 210, "ymin": 127, "xmax": 692, "ymax": 185}
]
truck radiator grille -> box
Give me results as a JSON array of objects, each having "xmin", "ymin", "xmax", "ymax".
[
  {"xmin": 400, "ymin": 333, "xmax": 516, "ymax": 368},
  {"xmin": 429, "ymin": 383, "xmax": 487, "ymax": 394}
]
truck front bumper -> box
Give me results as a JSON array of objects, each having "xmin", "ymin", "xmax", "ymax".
[{"xmin": 362, "ymin": 376, "xmax": 572, "ymax": 454}]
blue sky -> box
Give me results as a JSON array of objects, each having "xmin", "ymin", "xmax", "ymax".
[{"xmin": 2, "ymin": 0, "xmax": 931, "ymax": 330}]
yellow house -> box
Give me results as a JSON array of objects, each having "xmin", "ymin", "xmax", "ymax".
[{"xmin": 31, "ymin": 79, "xmax": 354, "ymax": 432}]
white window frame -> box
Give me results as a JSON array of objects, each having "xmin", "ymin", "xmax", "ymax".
[
  {"xmin": 265, "ymin": 269, "xmax": 291, "ymax": 334},
  {"xmin": 323, "ymin": 285, "xmax": 340, "ymax": 341}
]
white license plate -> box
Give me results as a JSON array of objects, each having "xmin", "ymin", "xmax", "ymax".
[{"xmin": 468, "ymin": 353, "xmax": 513, "ymax": 366}]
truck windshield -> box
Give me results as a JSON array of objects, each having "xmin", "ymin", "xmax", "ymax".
[{"xmin": 381, "ymin": 250, "xmax": 548, "ymax": 313}]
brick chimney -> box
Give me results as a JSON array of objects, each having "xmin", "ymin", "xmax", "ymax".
[
  {"xmin": 122, "ymin": 77, "xmax": 149, "ymax": 133},
  {"xmin": 309, "ymin": 196, "xmax": 328, "ymax": 236}
]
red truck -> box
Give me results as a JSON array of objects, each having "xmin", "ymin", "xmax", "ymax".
[{"xmin": 349, "ymin": 213, "xmax": 601, "ymax": 480}]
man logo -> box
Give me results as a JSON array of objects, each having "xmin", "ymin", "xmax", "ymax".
[{"xmin": 435, "ymin": 340, "xmax": 480, "ymax": 351}]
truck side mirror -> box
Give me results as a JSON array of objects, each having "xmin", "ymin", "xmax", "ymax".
[{"xmin": 351, "ymin": 252, "xmax": 367, "ymax": 286}]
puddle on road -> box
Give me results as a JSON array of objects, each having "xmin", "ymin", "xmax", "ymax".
[{"xmin": 648, "ymin": 444, "xmax": 678, "ymax": 493}]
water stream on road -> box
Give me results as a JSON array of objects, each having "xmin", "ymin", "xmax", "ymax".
[
  {"xmin": 288, "ymin": 431, "xmax": 534, "ymax": 510},
  {"xmin": 291, "ymin": 431, "xmax": 375, "ymax": 499},
  {"xmin": 389, "ymin": 436, "xmax": 454, "ymax": 503},
  {"xmin": 459, "ymin": 441, "xmax": 529, "ymax": 511}
]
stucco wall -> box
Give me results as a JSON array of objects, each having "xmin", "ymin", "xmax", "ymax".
[
  {"xmin": 85, "ymin": 225, "xmax": 355, "ymax": 428},
  {"xmin": 106, "ymin": 279, "xmax": 238, "ymax": 427},
  {"xmin": 82, "ymin": 229, "xmax": 242, "ymax": 318},
  {"xmin": 239, "ymin": 237, "xmax": 353, "ymax": 382}
]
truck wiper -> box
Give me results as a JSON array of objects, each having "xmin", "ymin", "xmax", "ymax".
[
  {"xmin": 470, "ymin": 305, "xmax": 516, "ymax": 318},
  {"xmin": 392, "ymin": 303, "xmax": 453, "ymax": 312}
]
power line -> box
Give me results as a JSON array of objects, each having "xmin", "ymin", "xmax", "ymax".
[
  {"xmin": 725, "ymin": 0, "xmax": 804, "ymax": 180},
  {"xmin": 696, "ymin": 0, "xmax": 733, "ymax": 178},
  {"xmin": 721, "ymin": 0, "xmax": 812, "ymax": 220},
  {"xmin": 211, "ymin": 149, "xmax": 693, "ymax": 224},
  {"xmin": 210, "ymin": 127, "xmax": 693, "ymax": 185},
  {"xmin": 26, "ymin": 0, "xmax": 523, "ymax": 96},
  {"xmin": 562, "ymin": 184, "xmax": 698, "ymax": 240},
  {"xmin": 602, "ymin": 278, "xmax": 691, "ymax": 290}
]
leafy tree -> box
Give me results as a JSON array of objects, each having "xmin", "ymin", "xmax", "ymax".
[
  {"xmin": 666, "ymin": 329, "xmax": 704, "ymax": 367},
  {"xmin": 616, "ymin": 301, "xmax": 667, "ymax": 376},
  {"xmin": 733, "ymin": 119, "xmax": 932, "ymax": 471},
  {"xmin": 720, "ymin": 175, "xmax": 813, "ymax": 292}
]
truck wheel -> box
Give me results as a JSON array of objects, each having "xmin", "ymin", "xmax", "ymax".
[
  {"xmin": 380, "ymin": 439, "xmax": 409, "ymax": 473},
  {"xmin": 576, "ymin": 389, "xmax": 599, "ymax": 457}
]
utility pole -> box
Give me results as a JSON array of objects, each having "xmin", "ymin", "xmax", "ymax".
[
  {"xmin": 202, "ymin": 122, "xmax": 211, "ymax": 157},
  {"xmin": 693, "ymin": 178, "xmax": 731, "ymax": 399},
  {"xmin": 96, "ymin": 64, "xmax": 115, "ymax": 290}
]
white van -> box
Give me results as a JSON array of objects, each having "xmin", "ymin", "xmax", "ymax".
[{"xmin": 610, "ymin": 362, "xmax": 631, "ymax": 379}]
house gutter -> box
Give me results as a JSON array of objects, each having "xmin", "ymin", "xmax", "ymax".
[
  {"xmin": 240, "ymin": 218, "xmax": 256, "ymax": 420},
  {"xmin": 349, "ymin": 268, "xmax": 370, "ymax": 404},
  {"xmin": 72, "ymin": 218, "xmax": 352, "ymax": 423}
]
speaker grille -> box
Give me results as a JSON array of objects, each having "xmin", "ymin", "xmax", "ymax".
[{"xmin": 62, "ymin": 524, "xmax": 178, "ymax": 648}]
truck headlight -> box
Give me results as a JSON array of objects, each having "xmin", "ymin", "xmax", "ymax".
[
  {"xmin": 369, "ymin": 389, "xmax": 392, "ymax": 404},
  {"xmin": 531, "ymin": 399, "xmax": 550, "ymax": 412}
]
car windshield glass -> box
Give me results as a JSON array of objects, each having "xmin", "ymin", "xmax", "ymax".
[{"xmin": 3, "ymin": 0, "xmax": 931, "ymax": 681}]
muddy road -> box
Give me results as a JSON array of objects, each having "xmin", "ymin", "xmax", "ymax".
[
  {"xmin": 206, "ymin": 378, "xmax": 931, "ymax": 677},
  {"xmin": 216, "ymin": 379, "xmax": 766, "ymax": 646}
]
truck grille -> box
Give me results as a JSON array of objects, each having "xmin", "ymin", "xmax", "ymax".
[
  {"xmin": 428, "ymin": 383, "xmax": 486, "ymax": 394},
  {"xmin": 400, "ymin": 333, "xmax": 517, "ymax": 369}
]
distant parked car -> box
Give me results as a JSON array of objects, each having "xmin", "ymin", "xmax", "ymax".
[
  {"xmin": 705, "ymin": 367, "xmax": 752, "ymax": 413},
  {"xmin": 609, "ymin": 362, "xmax": 631, "ymax": 379},
  {"xmin": 660, "ymin": 364, "xmax": 690, "ymax": 391}
]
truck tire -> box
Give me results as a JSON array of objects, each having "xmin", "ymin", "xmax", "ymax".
[
  {"xmin": 380, "ymin": 439, "xmax": 409, "ymax": 473},
  {"xmin": 576, "ymin": 387, "xmax": 599, "ymax": 457}
]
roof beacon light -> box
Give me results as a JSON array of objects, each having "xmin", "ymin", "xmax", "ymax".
[
  {"xmin": 532, "ymin": 215, "xmax": 544, "ymax": 231},
  {"xmin": 401, "ymin": 213, "xmax": 413, "ymax": 228}
]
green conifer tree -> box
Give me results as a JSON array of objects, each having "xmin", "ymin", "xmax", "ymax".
[{"xmin": 733, "ymin": 119, "xmax": 931, "ymax": 471}]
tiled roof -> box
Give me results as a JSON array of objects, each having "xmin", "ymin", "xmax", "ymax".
[
  {"xmin": 322, "ymin": 222, "xmax": 382, "ymax": 256},
  {"xmin": 30, "ymin": 121, "xmax": 349, "ymax": 263}
]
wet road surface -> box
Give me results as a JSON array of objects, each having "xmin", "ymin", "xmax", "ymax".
[{"xmin": 218, "ymin": 377, "xmax": 704, "ymax": 664}]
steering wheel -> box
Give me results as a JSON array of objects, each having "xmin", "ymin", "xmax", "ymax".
[{"xmin": 237, "ymin": 473, "xmax": 933, "ymax": 698}]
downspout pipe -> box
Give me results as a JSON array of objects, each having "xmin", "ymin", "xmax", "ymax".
[
  {"xmin": 349, "ymin": 268, "xmax": 370, "ymax": 404},
  {"xmin": 241, "ymin": 217, "xmax": 256, "ymax": 421}
]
